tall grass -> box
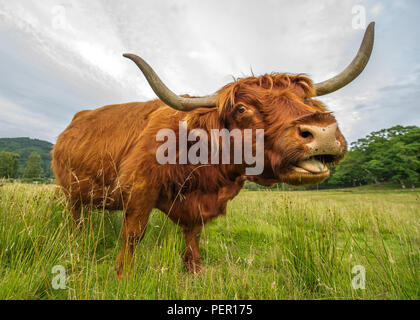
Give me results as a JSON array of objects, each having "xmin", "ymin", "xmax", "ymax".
[{"xmin": 0, "ymin": 182, "xmax": 418, "ymax": 299}]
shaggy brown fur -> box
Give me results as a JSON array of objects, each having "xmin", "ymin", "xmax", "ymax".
[{"xmin": 52, "ymin": 73, "xmax": 347, "ymax": 276}]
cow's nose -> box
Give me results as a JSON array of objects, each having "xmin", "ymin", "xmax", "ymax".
[{"xmin": 299, "ymin": 123, "xmax": 342, "ymax": 155}]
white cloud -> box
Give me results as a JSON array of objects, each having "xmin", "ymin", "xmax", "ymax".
[
  {"xmin": 0, "ymin": 0, "xmax": 419, "ymax": 143},
  {"xmin": 0, "ymin": 97, "xmax": 62, "ymax": 141},
  {"xmin": 370, "ymin": 3, "xmax": 384, "ymax": 17}
]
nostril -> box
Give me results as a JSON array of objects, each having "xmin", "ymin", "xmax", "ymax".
[{"xmin": 300, "ymin": 131, "xmax": 313, "ymax": 139}]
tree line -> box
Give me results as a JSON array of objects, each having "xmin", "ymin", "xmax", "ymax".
[
  {"xmin": 246, "ymin": 125, "xmax": 419, "ymax": 190},
  {"xmin": 325, "ymin": 125, "xmax": 419, "ymax": 188},
  {"xmin": 0, "ymin": 137, "xmax": 53, "ymax": 179},
  {"xmin": 1, "ymin": 125, "xmax": 418, "ymax": 187},
  {"xmin": 0, "ymin": 151, "xmax": 42, "ymax": 179}
]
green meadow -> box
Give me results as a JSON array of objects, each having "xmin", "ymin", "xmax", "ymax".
[{"xmin": 0, "ymin": 182, "xmax": 418, "ymax": 300}]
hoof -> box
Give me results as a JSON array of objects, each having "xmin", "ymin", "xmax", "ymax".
[{"xmin": 185, "ymin": 260, "xmax": 205, "ymax": 275}]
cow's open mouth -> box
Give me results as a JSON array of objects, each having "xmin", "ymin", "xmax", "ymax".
[
  {"xmin": 291, "ymin": 155, "xmax": 334, "ymax": 175},
  {"xmin": 278, "ymin": 155, "xmax": 336, "ymax": 186},
  {"xmin": 249, "ymin": 154, "xmax": 340, "ymax": 187}
]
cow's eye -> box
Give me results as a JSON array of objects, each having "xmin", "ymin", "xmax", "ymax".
[{"xmin": 237, "ymin": 105, "xmax": 246, "ymax": 113}]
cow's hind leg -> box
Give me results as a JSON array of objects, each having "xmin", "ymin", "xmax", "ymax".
[
  {"xmin": 115, "ymin": 183, "xmax": 157, "ymax": 278},
  {"xmin": 182, "ymin": 225, "xmax": 203, "ymax": 274}
]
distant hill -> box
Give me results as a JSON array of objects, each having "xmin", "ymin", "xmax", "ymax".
[{"xmin": 0, "ymin": 137, "xmax": 53, "ymax": 178}]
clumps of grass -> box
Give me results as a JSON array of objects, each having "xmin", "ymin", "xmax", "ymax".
[{"xmin": 0, "ymin": 182, "xmax": 418, "ymax": 299}]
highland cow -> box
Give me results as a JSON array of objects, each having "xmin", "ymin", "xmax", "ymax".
[{"xmin": 52, "ymin": 23, "xmax": 375, "ymax": 276}]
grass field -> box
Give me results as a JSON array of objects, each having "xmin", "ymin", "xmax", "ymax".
[{"xmin": 0, "ymin": 182, "xmax": 418, "ymax": 300}]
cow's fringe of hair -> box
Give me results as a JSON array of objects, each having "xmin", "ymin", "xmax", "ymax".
[{"xmin": 216, "ymin": 73, "xmax": 316, "ymax": 117}]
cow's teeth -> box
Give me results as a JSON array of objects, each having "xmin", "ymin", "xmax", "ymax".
[
  {"xmin": 294, "ymin": 158, "xmax": 329, "ymax": 174},
  {"xmin": 292, "ymin": 166, "xmax": 310, "ymax": 173}
]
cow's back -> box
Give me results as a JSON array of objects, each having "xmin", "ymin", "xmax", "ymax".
[{"xmin": 52, "ymin": 100, "xmax": 161, "ymax": 208}]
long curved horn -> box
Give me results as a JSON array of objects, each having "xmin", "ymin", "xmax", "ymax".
[
  {"xmin": 314, "ymin": 22, "xmax": 375, "ymax": 96},
  {"xmin": 123, "ymin": 53, "xmax": 217, "ymax": 111}
]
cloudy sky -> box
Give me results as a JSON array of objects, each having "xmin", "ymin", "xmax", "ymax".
[{"xmin": 0, "ymin": 0, "xmax": 419, "ymax": 143}]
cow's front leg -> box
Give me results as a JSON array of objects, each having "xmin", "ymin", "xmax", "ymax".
[
  {"xmin": 182, "ymin": 225, "xmax": 203, "ymax": 274},
  {"xmin": 70, "ymin": 200, "xmax": 83, "ymax": 230},
  {"xmin": 115, "ymin": 183, "xmax": 157, "ymax": 278}
]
